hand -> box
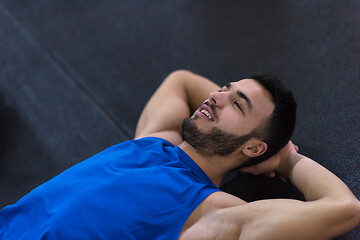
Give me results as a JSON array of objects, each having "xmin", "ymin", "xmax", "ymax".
[{"xmin": 239, "ymin": 141, "xmax": 299, "ymax": 181}]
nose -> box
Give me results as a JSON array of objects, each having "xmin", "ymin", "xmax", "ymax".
[{"xmin": 208, "ymin": 91, "xmax": 227, "ymax": 108}]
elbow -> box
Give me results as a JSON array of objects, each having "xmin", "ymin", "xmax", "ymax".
[
  {"xmin": 338, "ymin": 198, "xmax": 360, "ymax": 234},
  {"xmin": 346, "ymin": 198, "xmax": 360, "ymax": 221},
  {"xmin": 167, "ymin": 69, "xmax": 193, "ymax": 79},
  {"xmin": 325, "ymin": 197, "xmax": 360, "ymax": 238},
  {"xmin": 164, "ymin": 70, "xmax": 194, "ymax": 86},
  {"xmin": 352, "ymin": 199, "xmax": 360, "ymax": 225}
]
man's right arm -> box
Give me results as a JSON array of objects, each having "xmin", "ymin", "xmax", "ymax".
[{"xmin": 135, "ymin": 70, "xmax": 220, "ymax": 144}]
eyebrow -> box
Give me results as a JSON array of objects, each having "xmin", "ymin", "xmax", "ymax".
[{"xmin": 225, "ymin": 83, "xmax": 253, "ymax": 111}]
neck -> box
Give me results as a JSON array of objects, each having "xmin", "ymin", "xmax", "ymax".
[{"xmin": 178, "ymin": 141, "xmax": 244, "ymax": 187}]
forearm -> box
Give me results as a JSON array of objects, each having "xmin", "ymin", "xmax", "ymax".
[
  {"xmin": 135, "ymin": 70, "xmax": 219, "ymax": 139},
  {"xmin": 279, "ymin": 153, "xmax": 357, "ymax": 202},
  {"xmin": 181, "ymin": 72, "xmax": 220, "ymax": 113},
  {"xmin": 277, "ymin": 153, "xmax": 360, "ymax": 236}
]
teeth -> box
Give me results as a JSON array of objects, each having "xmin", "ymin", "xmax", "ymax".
[{"xmin": 201, "ymin": 109, "xmax": 213, "ymax": 120}]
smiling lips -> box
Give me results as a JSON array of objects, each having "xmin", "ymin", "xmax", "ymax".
[
  {"xmin": 200, "ymin": 109, "xmax": 213, "ymax": 120},
  {"xmin": 198, "ymin": 102, "xmax": 216, "ymax": 121}
]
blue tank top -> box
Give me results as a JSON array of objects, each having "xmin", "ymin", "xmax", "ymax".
[{"xmin": 0, "ymin": 137, "xmax": 219, "ymax": 239}]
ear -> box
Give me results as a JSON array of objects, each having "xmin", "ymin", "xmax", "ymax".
[{"xmin": 242, "ymin": 141, "xmax": 267, "ymax": 158}]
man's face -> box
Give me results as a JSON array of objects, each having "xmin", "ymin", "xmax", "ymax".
[{"xmin": 182, "ymin": 79, "xmax": 275, "ymax": 156}]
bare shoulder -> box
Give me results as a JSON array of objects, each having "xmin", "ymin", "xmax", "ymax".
[
  {"xmin": 206, "ymin": 191, "xmax": 247, "ymax": 208},
  {"xmin": 193, "ymin": 191, "xmax": 247, "ymax": 219}
]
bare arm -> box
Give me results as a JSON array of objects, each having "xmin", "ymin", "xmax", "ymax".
[
  {"xmin": 236, "ymin": 146, "xmax": 360, "ymax": 239},
  {"xmin": 135, "ymin": 71, "xmax": 360, "ymax": 238},
  {"xmin": 135, "ymin": 70, "xmax": 220, "ymax": 144},
  {"xmin": 181, "ymin": 143, "xmax": 360, "ymax": 239}
]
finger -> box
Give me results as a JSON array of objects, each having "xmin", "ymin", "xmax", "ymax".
[
  {"xmin": 266, "ymin": 172, "xmax": 276, "ymax": 178},
  {"xmin": 289, "ymin": 140, "xmax": 299, "ymax": 152},
  {"xmin": 239, "ymin": 165, "xmax": 261, "ymax": 175},
  {"xmin": 240, "ymin": 158, "xmax": 277, "ymax": 175},
  {"xmin": 239, "ymin": 166, "xmax": 255, "ymax": 174},
  {"xmin": 279, "ymin": 175, "xmax": 288, "ymax": 182},
  {"xmin": 294, "ymin": 144, "xmax": 299, "ymax": 152}
]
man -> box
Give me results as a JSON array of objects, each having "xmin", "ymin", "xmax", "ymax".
[{"xmin": 1, "ymin": 70, "xmax": 359, "ymax": 239}]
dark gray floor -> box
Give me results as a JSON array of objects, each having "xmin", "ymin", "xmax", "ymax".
[{"xmin": 0, "ymin": 1, "xmax": 359, "ymax": 238}]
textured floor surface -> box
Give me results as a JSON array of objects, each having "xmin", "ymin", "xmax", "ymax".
[{"xmin": 0, "ymin": 1, "xmax": 359, "ymax": 238}]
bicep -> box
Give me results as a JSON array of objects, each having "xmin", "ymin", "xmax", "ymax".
[
  {"xmin": 237, "ymin": 199, "xmax": 354, "ymax": 240},
  {"xmin": 183, "ymin": 198, "xmax": 355, "ymax": 240}
]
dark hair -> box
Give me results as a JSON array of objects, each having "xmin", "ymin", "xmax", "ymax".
[{"xmin": 240, "ymin": 73, "xmax": 297, "ymax": 167}]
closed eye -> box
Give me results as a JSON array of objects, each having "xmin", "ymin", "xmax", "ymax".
[{"xmin": 234, "ymin": 102, "xmax": 244, "ymax": 114}]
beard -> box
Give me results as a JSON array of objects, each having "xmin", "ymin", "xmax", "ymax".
[{"xmin": 181, "ymin": 117, "xmax": 257, "ymax": 156}]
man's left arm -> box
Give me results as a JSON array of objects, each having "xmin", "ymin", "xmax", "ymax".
[{"xmin": 180, "ymin": 142, "xmax": 360, "ymax": 239}]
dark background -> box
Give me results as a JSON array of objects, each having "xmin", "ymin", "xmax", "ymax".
[{"xmin": 0, "ymin": 1, "xmax": 359, "ymax": 238}]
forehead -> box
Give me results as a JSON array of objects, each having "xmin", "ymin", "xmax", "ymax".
[{"xmin": 231, "ymin": 78, "xmax": 275, "ymax": 118}]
